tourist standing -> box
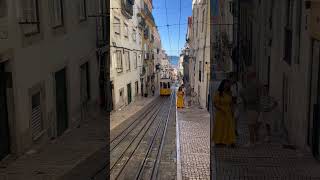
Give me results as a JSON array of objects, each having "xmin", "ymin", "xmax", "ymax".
[
  {"xmin": 212, "ymin": 79, "xmax": 236, "ymax": 147},
  {"xmin": 177, "ymin": 87, "xmax": 185, "ymax": 108}
]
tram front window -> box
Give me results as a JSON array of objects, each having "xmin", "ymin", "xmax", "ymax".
[{"xmin": 163, "ymin": 83, "xmax": 167, "ymax": 89}]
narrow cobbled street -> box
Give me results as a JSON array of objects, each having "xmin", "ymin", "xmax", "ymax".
[
  {"xmin": 177, "ymin": 105, "xmax": 210, "ymax": 180},
  {"xmin": 212, "ymin": 107, "xmax": 320, "ymax": 180}
]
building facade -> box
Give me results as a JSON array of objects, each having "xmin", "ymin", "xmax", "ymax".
[
  {"xmin": 138, "ymin": 0, "xmax": 156, "ymax": 97},
  {"xmin": 189, "ymin": 0, "xmax": 211, "ymax": 109},
  {"xmin": 0, "ymin": 0, "xmax": 101, "ymax": 160},
  {"xmin": 235, "ymin": 0, "xmax": 320, "ymax": 157},
  {"xmin": 110, "ymin": 0, "xmax": 142, "ymax": 110}
]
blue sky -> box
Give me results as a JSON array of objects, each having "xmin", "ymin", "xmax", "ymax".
[{"xmin": 152, "ymin": 0, "xmax": 193, "ymax": 56}]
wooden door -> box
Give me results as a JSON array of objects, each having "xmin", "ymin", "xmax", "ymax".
[{"xmin": 55, "ymin": 68, "xmax": 68, "ymax": 136}]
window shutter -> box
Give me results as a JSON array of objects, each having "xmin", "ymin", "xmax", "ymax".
[{"xmin": 31, "ymin": 92, "xmax": 42, "ymax": 139}]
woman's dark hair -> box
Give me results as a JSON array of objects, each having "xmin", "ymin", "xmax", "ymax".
[{"xmin": 218, "ymin": 79, "xmax": 229, "ymax": 96}]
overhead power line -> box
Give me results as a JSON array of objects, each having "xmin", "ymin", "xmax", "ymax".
[
  {"xmin": 177, "ymin": 0, "xmax": 182, "ymax": 55},
  {"xmin": 164, "ymin": 0, "xmax": 172, "ymax": 52}
]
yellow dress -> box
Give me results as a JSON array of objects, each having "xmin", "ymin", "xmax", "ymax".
[
  {"xmin": 212, "ymin": 92, "xmax": 236, "ymax": 145},
  {"xmin": 176, "ymin": 91, "xmax": 184, "ymax": 108}
]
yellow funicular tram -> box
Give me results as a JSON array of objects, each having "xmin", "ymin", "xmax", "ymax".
[{"xmin": 160, "ymin": 78, "xmax": 171, "ymax": 96}]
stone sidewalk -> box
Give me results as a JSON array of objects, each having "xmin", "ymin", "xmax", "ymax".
[
  {"xmin": 111, "ymin": 95, "xmax": 158, "ymax": 130},
  {"xmin": 177, "ymin": 104, "xmax": 210, "ymax": 180},
  {"xmin": 212, "ymin": 106, "xmax": 320, "ymax": 180},
  {"xmin": 0, "ymin": 103, "xmax": 107, "ymax": 180}
]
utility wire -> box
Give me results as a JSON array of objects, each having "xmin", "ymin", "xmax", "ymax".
[
  {"xmin": 164, "ymin": 0, "xmax": 172, "ymax": 54},
  {"xmin": 177, "ymin": 0, "xmax": 182, "ymax": 56}
]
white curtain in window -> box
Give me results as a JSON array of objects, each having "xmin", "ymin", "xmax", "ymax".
[
  {"xmin": 20, "ymin": 0, "xmax": 39, "ymax": 35},
  {"xmin": 79, "ymin": 0, "xmax": 86, "ymax": 20},
  {"xmin": 49, "ymin": 0, "xmax": 63, "ymax": 27}
]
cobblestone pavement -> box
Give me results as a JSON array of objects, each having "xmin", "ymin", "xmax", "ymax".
[
  {"xmin": 0, "ymin": 103, "xmax": 107, "ymax": 180},
  {"xmin": 212, "ymin": 106, "xmax": 320, "ymax": 180},
  {"xmin": 178, "ymin": 102, "xmax": 210, "ymax": 180},
  {"xmin": 111, "ymin": 95, "xmax": 158, "ymax": 130}
]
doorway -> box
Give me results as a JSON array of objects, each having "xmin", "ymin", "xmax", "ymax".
[
  {"xmin": 0, "ymin": 62, "xmax": 10, "ymax": 160},
  {"xmin": 55, "ymin": 68, "xmax": 68, "ymax": 136},
  {"xmin": 308, "ymin": 39, "xmax": 320, "ymax": 158},
  {"xmin": 80, "ymin": 62, "xmax": 90, "ymax": 104},
  {"xmin": 111, "ymin": 81, "xmax": 114, "ymax": 111},
  {"xmin": 135, "ymin": 81, "xmax": 139, "ymax": 97},
  {"xmin": 127, "ymin": 83, "xmax": 132, "ymax": 104},
  {"xmin": 141, "ymin": 79, "xmax": 144, "ymax": 96},
  {"xmin": 282, "ymin": 73, "xmax": 289, "ymax": 139}
]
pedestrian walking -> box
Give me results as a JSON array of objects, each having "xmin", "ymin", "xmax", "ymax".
[
  {"xmin": 240, "ymin": 71, "xmax": 262, "ymax": 147},
  {"xmin": 258, "ymin": 85, "xmax": 278, "ymax": 143},
  {"xmin": 230, "ymin": 72, "xmax": 242, "ymax": 136},
  {"xmin": 151, "ymin": 84, "xmax": 155, "ymax": 96},
  {"xmin": 212, "ymin": 79, "xmax": 236, "ymax": 147},
  {"xmin": 177, "ymin": 87, "xmax": 185, "ymax": 108}
]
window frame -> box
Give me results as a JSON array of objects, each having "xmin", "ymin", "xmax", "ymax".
[
  {"xmin": 132, "ymin": 28, "xmax": 137, "ymax": 42},
  {"xmin": 20, "ymin": 0, "xmax": 41, "ymax": 37},
  {"xmin": 124, "ymin": 23, "xmax": 129, "ymax": 38},
  {"xmin": 79, "ymin": 0, "xmax": 87, "ymax": 22},
  {"xmin": 114, "ymin": 17, "xmax": 121, "ymax": 35},
  {"xmin": 116, "ymin": 50, "xmax": 123, "ymax": 72},
  {"xmin": 50, "ymin": 0, "xmax": 64, "ymax": 29},
  {"xmin": 202, "ymin": 9, "xmax": 205, "ymax": 32},
  {"xmin": 124, "ymin": 50, "xmax": 131, "ymax": 71},
  {"xmin": 134, "ymin": 52, "xmax": 138, "ymax": 69}
]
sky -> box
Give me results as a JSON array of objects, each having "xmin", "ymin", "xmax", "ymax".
[{"xmin": 152, "ymin": 0, "xmax": 193, "ymax": 56}]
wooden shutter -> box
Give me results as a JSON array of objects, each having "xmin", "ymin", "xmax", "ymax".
[{"xmin": 31, "ymin": 92, "xmax": 42, "ymax": 139}]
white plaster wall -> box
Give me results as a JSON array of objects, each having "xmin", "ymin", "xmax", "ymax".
[
  {"xmin": 110, "ymin": 0, "xmax": 142, "ymax": 110},
  {"xmin": 0, "ymin": 0, "xmax": 100, "ymax": 153}
]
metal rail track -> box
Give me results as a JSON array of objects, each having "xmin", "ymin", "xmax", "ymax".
[
  {"xmin": 90, "ymin": 97, "xmax": 165, "ymax": 180},
  {"xmin": 110, "ymin": 98, "xmax": 166, "ymax": 152},
  {"xmin": 109, "ymin": 94, "xmax": 175, "ymax": 180},
  {"xmin": 135, "ymin": 93, "xmax": 175, "ymax": 180}
]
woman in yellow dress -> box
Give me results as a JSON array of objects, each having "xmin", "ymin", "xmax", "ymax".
[
  {"xmin": 212, "ymin": 79, "xmax": 236, "ymax": 147},
  {"xmin": 177, "ymin": 87, "xmax": 184, "ymax": 108}
]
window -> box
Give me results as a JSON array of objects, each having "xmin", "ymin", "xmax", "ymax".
[
  {"xmin": 132, "ymin": 28, "xmax": 137, "ymax": 41},
  {"xmin": 135, "ymin": 81, "xmax": 139, "ymax": 96},
  {"xmin": 134, "ymin": 52, "xmax": 138, "ymax": 69},
  {"xmin": 31, "ymin": 92, "xmax": 43, "ymax": 140},
  {"xmin": 229, "ymin": 1, "xmax": 233, "ymax": 14},
  {"xmin": 79, "ymin": 0, "xmax": 87, "ymax": 21},
  {"xmin": 0, "ymin": 0, "xmax": 7, "ymax": 18},
  {"xmin": 202, "ymin": 9, "xmax": 205, "ymax": 32},
  {"xmin": 196, "ymin": 9, "xmax": 199, "ymax": 37},
  {"xmin": 284, "ymin": 0, "xmax": 293, "ymax": 65},
  {"xmin": 124, "ymin": 51, "xmax": 130, "ymax": 71},
  {"xmin": 114, "ymin": 17, "xmax": 120, "ymax": 35},
  {"xmin": 286, "ymin": 0, "xmax": 293, "ymax": 27},
  {"xmin": 49, "ymin": 0, "xmax": 64, "ymax": 28},
  {"xmin": 199, "ymin": 61, "xmax": 202, "ymax": 82},
  {"xmin": 121, "ymin": 0, "xmax": 134, "ymax": 18},
  {"xmin": 119, "ymin": 88, "xmax": 124, "ymax": 103},
  {"xmin": 20, "ymin": 0, "xmax": 40, "ymax": 36},
  {"xmin": 124, "ymin": 23, "xmax": 129, "ymax": 38},
  {"xmin": 116, "ymin": 50, "xmax": 123, "ymax": 72}
]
